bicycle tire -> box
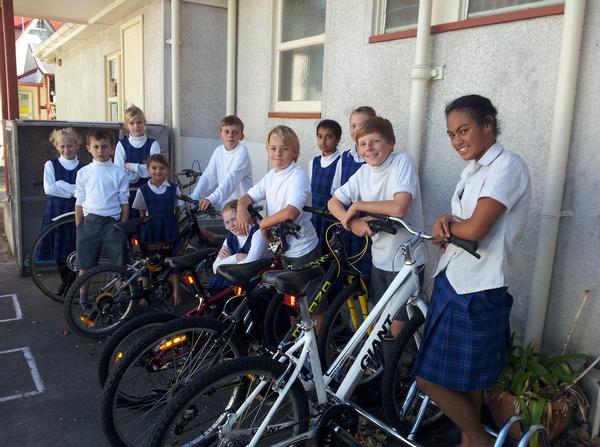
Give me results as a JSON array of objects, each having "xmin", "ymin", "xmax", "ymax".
[
  {"xmin": 262, "ymin": 291, "xmax": 296, "ymax": 349},
  {"xmin": 102, "ymin": 316, "xmax": 246, "ymax": 447},
  {"xmin": 97, "ymin": 312, "xmax": 177, "ymax": 387},
  {"xmin": 381, "ymin": 310, "xmax": 444, "ymax": 431},
  {"xmin": 63, "ymin": 265, "xmax": 139, "ymax": 339},
  {"xmin": 28, "ymin": 214, "xmax": 77, "ymax": 303},
  {"xmin": 316, "ymin": 283, "xmax": 384, "ymax": 391},
  {"xmin": 149, "ymin": 356, "xmax": 310, "ymax": 447}
]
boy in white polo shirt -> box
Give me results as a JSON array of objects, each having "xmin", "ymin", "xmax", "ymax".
[
  {"xmin": 328, "ymin": 117, "xmax": 425, "ymax": 338},
  {"xmin": 75, "ymin": 129, "xmax": 130, "ymax": 304},
  {"xmin": 236, "ymin": 125, "xmax": 319, "ymax": 269},
  {"xmin": 190, "ymin": 115, "xmax": 253, "ymax": 211}
]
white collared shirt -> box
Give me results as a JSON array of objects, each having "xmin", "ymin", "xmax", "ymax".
[
  {"xmin": 189, "ymin": 143, "xmax": 253, "ymax": 210},
  {"xmin": 114, "ymin": 135, "xmax": 161, "ymax": 184},
  {"xmin": 247, "ymin": 162, "xmax": 318, "ymax": 258},
  {"xmin": 131, "ymin": 179, "xmax": 184, "ymax": 212},
  {"xmin": 75, "ymin": 160, "xmax": 130, "ymax": 219},
  {"xmin": 43, "ymin": 156, "xmax": 80, "ymax": 199},
  {"xmin": 307, "ymin": 150, "xmax": 341, "ymax": 182},
  {"xmin": 433, "ymin": 142, "xmax": 532, "ymax": 294},
  {"xmin": 335, "ymin": 151, "xmax": 426, "ymax": 271}
]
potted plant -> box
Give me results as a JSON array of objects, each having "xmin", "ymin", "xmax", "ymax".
[{"xmin": 489, "ymin": 290, "xmax": 598, "ymax": 446}]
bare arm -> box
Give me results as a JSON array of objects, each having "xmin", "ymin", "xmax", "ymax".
[
  {"xmin": 236, "ymin": 194, "xmax": 255, "ymax": 235},
  {"xmin": 120, "ymin": 204, "xmax": 130, "ymax": 222},
  {"xmin": 258, "ymin": 205, "xmax": 300, "ymax": 231},
  {"xmin": 75, "ymin": 206, "xmax": 84, "ymax": 226}
]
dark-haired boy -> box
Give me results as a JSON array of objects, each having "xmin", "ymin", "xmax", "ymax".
[
  {"xmin": 75, "ymin": 129, "xmax": 129, "ymax": 306},
  {"xmin": 308, "ymin": 119, "xmax": 342, "ymax": 246},
  {"xmin": 190, "ymin": 115, "xmax": 253, "ymax": 211}
]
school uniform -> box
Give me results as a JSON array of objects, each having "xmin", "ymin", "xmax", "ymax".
[
  {"xmin": 75, "ymin": 160, "xmax": 130, "ymax": 270},
  {"xmin": 37, "ymin": 157, "xmax": 83, "ymax": 262},
  {"xmin": 247, "ymin": 162, "xmax": 319, "ymax": 267},
  {"xmin": 331, "ymin": 147, "xmax": 372, "ymax": 276},
  {"xmin": 132, "ymin": 180, "xmax": 182, "ymax": 245},
  {"xmin": 308, "ymin": 151, "xmax": 340, "ymax": 245},
  {"xmin": 413, "ymin": 142, "xmax": 532, "ymax": 392},
  {"xmin": 114, "ymin": 135, "xmax": 161, "ymax": 218},
  {"xmin": 210, "ymin": 225, "xmax": 267, "ymax": 291},
  {"xmin": 190, "ymin": 143, "xmax": 253, "ymax": 210}
]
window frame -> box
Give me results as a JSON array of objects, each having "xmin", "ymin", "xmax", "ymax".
[
  {"xmin": 271, "ymin": 0, "xmax": 325, "ymax": 114},
  {"xmin": 465, "ymin": 0, "xmax": 563, "ymax": 18},
  {"xmin": 105, "ymin": 51, "xmax": 122, "ymax": 122}
]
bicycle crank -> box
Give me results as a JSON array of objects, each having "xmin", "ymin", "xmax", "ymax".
[{"xmin": 315, "ymin": 403, "xmax": 360, "ymax": 447}]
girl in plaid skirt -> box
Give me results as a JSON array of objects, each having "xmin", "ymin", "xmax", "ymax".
[{"xmin": 413, "ymin": 95, "xmax": 531, "ymax": 447}]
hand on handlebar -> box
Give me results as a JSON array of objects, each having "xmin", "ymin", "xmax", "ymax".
[
  {"xmin": 236, "ymin": 206, "xmax": 253, "ymax": 236},
  {"xmin": 432, "ymin": 213, "xmax": 462, "ymax": 250},
  {"xmin": 348, "ymin": 217, "xmax": 375, "ymax": 237},
  {"xmin": 198, "ymin": 198, "xmax": 212, "ymax": 211}
]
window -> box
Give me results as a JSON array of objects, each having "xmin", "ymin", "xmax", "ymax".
[
  {"xmin": 384, "ymin": 0, "xmax": 419, "ymax": 32},
  {"xmin": 18, "ymin": 92, "xmax": 33, "ymax": 119},
  {"xmin": 467, "ymin": 0, "xmax": 556, "ymax": 16},
  {"xmin": 105, "ymin": 52, "xmax": 122, "ymax": 122},
  {"xmin": 272, "ymin": 0, "xmax": 325, "ymax": 113}
]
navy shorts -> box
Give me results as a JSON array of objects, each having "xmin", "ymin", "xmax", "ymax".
[
  {"xmin": 76, "ymin": 214, "xmax": 128, "ymax": 270},
  {"xmin": 412, "ymin": 270, "xmax": 512, "ymax": 392}
]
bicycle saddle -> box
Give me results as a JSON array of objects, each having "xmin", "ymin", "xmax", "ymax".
[
  {"xmin": 217, "ymin": 258, "xmax": 274, "ymax": 287},
  {"xmin": 198, "ymin": 227, "xmax": 226, "ymax": 248},
  {"xmin": 114, "ymin": 217, "xmax": 151, "ymax": 236},
  {"xmin": 261, "ymin": 266, "xmax": 324, "ymax": 296},
  {"xmin": 165, "ymin": 248, "xmax": 217, "ymax": 269}
]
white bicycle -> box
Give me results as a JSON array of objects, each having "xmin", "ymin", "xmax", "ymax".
[{"xmin": 148, "ymin": 215, "xmax": 480, "ymax": 447}]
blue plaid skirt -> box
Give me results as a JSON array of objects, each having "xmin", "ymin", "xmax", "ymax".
[{"xmin": 413, "ymin": 270, "xmax": 512, "ymax": 391}]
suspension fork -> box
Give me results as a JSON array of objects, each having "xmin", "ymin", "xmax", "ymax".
[{"xmin": 345, "ymin": 275, "xmax": 371, "ymax": 334}]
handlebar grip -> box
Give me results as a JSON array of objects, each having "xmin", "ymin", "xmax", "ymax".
[
  {"xmin": 448, "ymin": 235, "xmax": 480, "ymax": 259},
  {"xmin": 283, "ymin": 220, "xmax": 301, "ymax": 232},
  {"xmin": 368, "ymin": 220, "xmax": 397, "ymax": 235},
  {"xmin": 303, "ymin": 205, "xmax": 329, "ymax": 216},
  {"xmin": 177, "ymin": 194, "xmax": 196, "ymax": 204}
]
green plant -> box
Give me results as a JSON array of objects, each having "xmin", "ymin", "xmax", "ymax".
[{"xmin": 494, "ymin": 336, "xmax": 589, "ymax": 445}]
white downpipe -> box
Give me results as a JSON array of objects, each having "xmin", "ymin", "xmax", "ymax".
[
  {"xmin": 171, "ymin": 0, "xmax": 181, "ymax": 162},
  {"xmin": 524, "ymin": 0, "xmax": 586, "ymax": 347},
  {"xmin": 226, "ymin": 0, "xmax": 237, "ymax": 115},
  {"xmin": 406, "ymin": 0, "xmax": 433, "ymax": 171}
]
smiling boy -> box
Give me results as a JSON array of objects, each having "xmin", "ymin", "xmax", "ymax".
[
  {"xmin": 190, "ymin": 115, "xmax": 253, "ymax": 211},
  {"xmin": 328, "ymin": 117, "xmax": 425, "ymax": 338}
]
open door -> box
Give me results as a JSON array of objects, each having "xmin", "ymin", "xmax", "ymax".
[{"xmin": 121, "ymin": 16, "xmax": 144, "ymax": 111}]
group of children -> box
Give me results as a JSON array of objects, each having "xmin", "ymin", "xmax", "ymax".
[{"xmin": 40, "ymin": 95, "xmax": 531, "ymax": 447}]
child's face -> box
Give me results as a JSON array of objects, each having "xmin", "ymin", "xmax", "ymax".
[
  {"xmin": 317, "ymin": 127, "xmax": 340, "ymax": 156},
  {"xmin": 222, "ymin": 208, "xmax": 240, "ymax": 235},
  {"xmin": 220, "ymin": 124, "xmax": 244, "ymax": 150},
  {"xmin": 446, "ymin": 109, "xmax": 494, "ymax": 162},
  {"xmin": 87, "ymin": 137, "xmax": 114, "ymax": 162},
  {"xmin": 56, "ymin": 135, "xmax": 78, "ymax": 160},
  {"xmin": 126, "ymin": 116, "xmax": 146, "ymax": 137},
  {"xmin": 148, "ymin": 161, "xmax": 168, "ymax": 184},
  {"xmin": 350, "ymin": 112, "xmax": 371, "ymax": 143},
  {"xmin": 268, "ymin": 133, "xmax": 297, "ymax": 171},
  {"xmin": 357, "ymin": 132, "xmax": 394, "ymax": 167}
]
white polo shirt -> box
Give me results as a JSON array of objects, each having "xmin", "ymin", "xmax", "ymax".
[
  {"xmin": 433, "ymin": 142, "xmax": 531, "ymax": 294},
  {"xmin": 247, "ymin": 162, "xmax": 318, "ymax": 259}
]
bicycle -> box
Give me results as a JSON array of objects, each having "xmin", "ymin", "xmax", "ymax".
[
  {"xmin": 99, "ymin": 220, "xmax": 300, "ymax": 447},
  {"xmin": 147, "ymin": 215, "xmax": 480, "ymax": 447},
  {"xmin": 28, "ymin": 169, "xmax": 203, "ymax": 302},
  {"xmin": 63, "ymin": 197, "xmax": 223, "ymax": 339}
]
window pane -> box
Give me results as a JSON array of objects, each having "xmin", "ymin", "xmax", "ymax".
[
  {"xmin": 18, "ymin": 92, "xmax": 33, "ymax": 119},
  {"xmin": 109, "ymin": 102, "xmax": 119, "ymax": 122},
  {"xmin": 278, "ymin": 44, "xmax": 324, "ymax": 101},
  {"xmin": 281, "ymin": 0, "xmax": 326, "ymax": 42},
  {"xmin": 108, "ymin": 57, "xmax": 119, "ymax": 98},
  {"xmin": 385, "ymin": 0, "xmax": 419, "ymax": 30},
  {"xmin": 468, "ymin": 0, "xmax": 547, "ymax": 14}
]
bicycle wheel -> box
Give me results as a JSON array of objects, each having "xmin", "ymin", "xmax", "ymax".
[
  {"xmin": 263, "ymin": 292, "xmax": 297, "ymax": 349},
  {"xmin": 102, "ymin": 316, "xmax": 246, "ymax": 447},
  {"xmin": 63, "ymin": 265, "xmax": 139, "ymax": 339},
  {"xmin": 97, "ymin": 312, "xmax": 177, "ymax": 387},
  {"xmin": 317, "ymin": 284, "xmax": 383, "ymax": 389},
  {"xmin": 381, "ymin": 310, "xmax": 443, "ymax": 431},
  {"xmin": 28, "ymin": 214, "xmax": 77, "ymax": 303},
  {"xmin": 149, "ymin": 356, "xmax": 310, "ymax": 447}
]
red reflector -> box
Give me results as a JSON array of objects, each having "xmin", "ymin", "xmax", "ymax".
[
  {"xmin": 131, "ymin": 238, "xmax": 139, "ymax": 246},
  {"xmin": 283, "ymin": 295, "xmax": 297, "ymax": 308},
  {"xmin": 183, "ymin": 275, "xmax": 195, "ymax": 285}
]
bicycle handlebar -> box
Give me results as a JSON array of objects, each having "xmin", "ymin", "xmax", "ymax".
[{"xmin": 175, "ymin": 169, "xmax": 201, "ymax": 178}]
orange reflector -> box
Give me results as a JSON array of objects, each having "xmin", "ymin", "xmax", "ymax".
[
  {"xmin": 79, "ymin": 315, "xmax": 96, "ymax": 328},
  {"xmin": 283, "ymin": 295, "xmax": 297, "ymax": 308},
  {"xmin": 234, "ymin": 286, "xmax": 244, "ymax": 295},
  {"xmin": 158, "ymin": 334, "xmax": 188, "ymax": 351},
  {"xmin": 114, "ymin": 351, "xmax": 124, "ymax": 365},
  {"xmin": 183, "ymin": 275, "xmax": 195, "ymax": 285},
  {"xmin": 131, "ymin": 238, "xmax": 139, "ymax": 246}
]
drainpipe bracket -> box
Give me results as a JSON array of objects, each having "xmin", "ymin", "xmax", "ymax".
[
  {"xmin": 541, "ymin": 210, "xmax": 572, "ymax": 219},
  {"xmin": 410, "ymin": 65, "xmax": 444, "ymax": 80},
  {"xmin": 165, "ymin": 39, "xmax": 183, "ymax": 46}
]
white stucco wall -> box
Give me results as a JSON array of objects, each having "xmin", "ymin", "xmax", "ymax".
[
  {"xmin": 54, "ymin": 0, "xmax": 164, "ymax": 123},
  {"xmin": 236, "ymin": 0, "xmax": 600, "ymax": 358}
]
